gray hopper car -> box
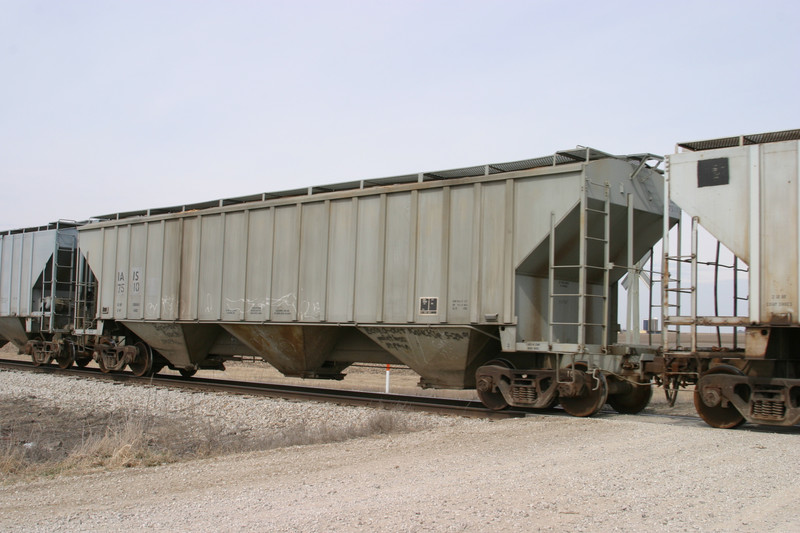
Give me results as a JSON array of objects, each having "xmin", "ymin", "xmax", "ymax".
[
  {"xmin": 74, "ymin": 147, "xmax": 670, "ymax": 416},
  {"xmin": 659, "ymin": 130, "xmax": 800, "ymax": 428},
  {"xmin": 0, "ymin": 221, "xmax": 93, "ymax": 368}
]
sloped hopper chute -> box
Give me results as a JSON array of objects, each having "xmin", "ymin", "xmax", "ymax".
[
  {"xmin": 121, "ymin": 322, "xmax": 223, "ymax": 367},
  {"xmin": 357, "ymin": 326, "xmax": 500, "ymax": 389},
  {"xmin": 0, "ymin": 319, "xmax": 27, "ymax": 348},
  {"xmin": 221, "ymin": 324, "xmax": 345, "ymax": 378}
]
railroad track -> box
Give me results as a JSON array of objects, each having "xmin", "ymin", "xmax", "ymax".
[
  {"xmin": 1, "ymin": 358, "xmax": 737, "ymax": 429},
  {"xmin": 0, "ymin": 358, "xmax": 530, "ymax": 420}
]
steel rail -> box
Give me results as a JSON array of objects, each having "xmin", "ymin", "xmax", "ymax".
[
  {"xmin": 2, "ymin": 358, "xmax": 742, "ymax": 429},
  {"xmin": 0, "ymin": 358, "xmax": 528, "ymax": 420}
]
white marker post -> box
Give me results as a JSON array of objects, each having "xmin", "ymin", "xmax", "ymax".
[{"xmin": 385, "ymin": 364, "xmax": 391, "ymax": 393}]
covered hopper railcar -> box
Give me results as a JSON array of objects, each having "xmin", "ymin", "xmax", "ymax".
[
  {"xmin": 649, "ymin": 129, "xmax": 800, "ymax": 428},
  {"xmin": 0, "ymin": 221, "xmax": 97, "ymax": 369},
  {"xmin": 74, "ymin": 147, "xmax": 671, "ymax": 417}
]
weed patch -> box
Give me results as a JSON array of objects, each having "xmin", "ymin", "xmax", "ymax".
[{"xmin": 1, "ymin": 395, "xmax": 423, "ymax": 483}]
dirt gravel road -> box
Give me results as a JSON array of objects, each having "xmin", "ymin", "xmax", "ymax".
[
  {"xmin": 2, "ymin": 345, "xmax": 798, "ymax": 532},
  {"xmin": 2, "ymin": 410, "xmax": 798, "ymax": 532}
]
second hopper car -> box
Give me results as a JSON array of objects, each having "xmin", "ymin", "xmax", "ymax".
[{"xmin": 77, "ymin": 146, "xmax": 670, "ymax": 418}]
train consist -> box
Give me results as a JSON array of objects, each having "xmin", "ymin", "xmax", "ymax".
[{"xmin": 2, "ymin": 129, "xmax": 799, "ymax": 428}]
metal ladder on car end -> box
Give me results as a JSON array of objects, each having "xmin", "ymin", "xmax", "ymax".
[{"xmin": 548, "ymin": 180, "xmax": 611, "ymax": 353}]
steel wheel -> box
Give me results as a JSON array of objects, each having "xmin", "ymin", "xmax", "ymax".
[
  {"xmin": 179, "ymin": 366, "xmax": 197, "ymax": 378},
  {"xmin": 56, "ymin": 341, "xmax": 75, "ymax": 369},
  {"xmin": 607, "ymin": 380, "xmax": 653, "ymax": 414},
  {"xmin": 128, "ymin": 341, "xmax": 153, "ymax": 377},
  {"xmin": 560, "ymin": 370, "xmax": 608, "ymax": 417},
  {"xmin": 694, "ymin": 365, "xmax": 745, "ymax": 429},
  {"xmin": 544, "ymin": 395, "xmax": 560, "ymax": 409},
  {"xmin": 476, "ymin": 359, "xmax": 512, "ymax": 411}
]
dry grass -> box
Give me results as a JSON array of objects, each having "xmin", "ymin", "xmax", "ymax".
[
  {"xmin": 1, "ymin": 405, "xmax": 172, "ymax": 480},
  {"xmin": 258, "ymin": 409, "xmax": 412, "ymax": 450},
  {"xmin": 0, "ymin": 394, "xmax": 419, "ymax": 484},
  {"xmin": 58, "ymin": 415, "xmax": 169, "ymax": 471}
]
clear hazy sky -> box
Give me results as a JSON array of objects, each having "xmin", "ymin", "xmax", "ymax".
[{"xmin": 1, "ymin": 0, "xmax": 798, "ymax": 232}]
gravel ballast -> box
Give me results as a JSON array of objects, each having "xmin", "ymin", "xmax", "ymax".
[{"xmin": 1, "ymin": 367, "xmax": 798, "ymax": 532}]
